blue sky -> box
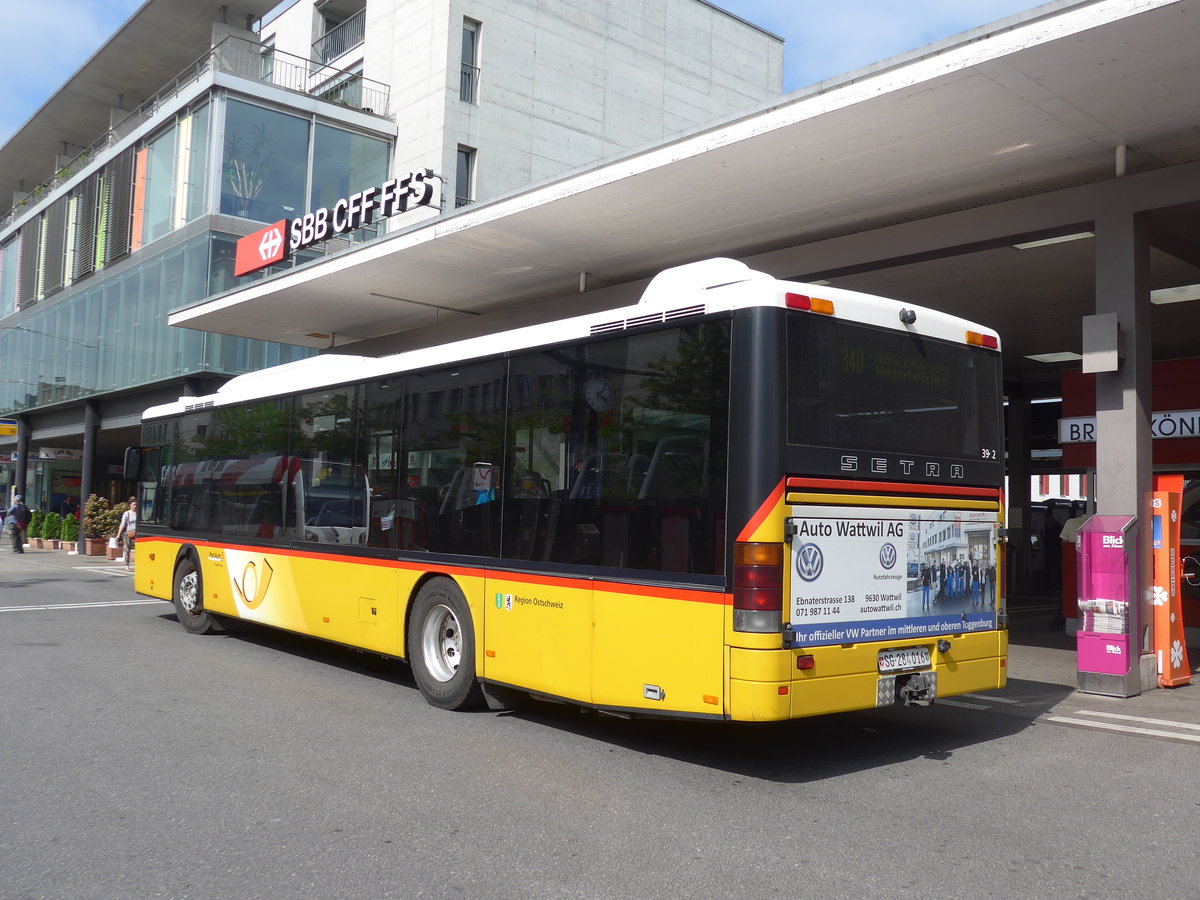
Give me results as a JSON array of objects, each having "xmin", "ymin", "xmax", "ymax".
[{"xmin": 0, "ymin": 0, "xmax": 1044, "ymax": 146}]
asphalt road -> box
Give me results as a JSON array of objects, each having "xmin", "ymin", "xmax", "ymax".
[{"xmin": 2, "ymin": 550, "xmax": 1199, "ymax": 899}]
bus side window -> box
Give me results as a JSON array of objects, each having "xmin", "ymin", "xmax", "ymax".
[{"xmin": 638, "ymin": 437, "xmax": 707, "ymax": 500}]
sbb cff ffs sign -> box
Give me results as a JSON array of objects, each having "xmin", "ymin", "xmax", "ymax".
[{"xmin": 233, "ymin": 168, "xmax": 439, "ymax": 277}]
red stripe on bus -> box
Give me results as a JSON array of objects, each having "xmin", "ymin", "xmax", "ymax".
[
  {"xmin": 735, "ymin": 478, "xmax": 786, "ymax": 543},
  {"xmin": 140, "ymin": 536, "xmax": 730, "ymax": 606},
  {"xmin": 786, "ymin": 477, "xmax": 998, "ymax": 499}
]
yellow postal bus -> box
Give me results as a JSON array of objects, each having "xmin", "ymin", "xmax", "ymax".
[{"xmin": 127, "ymin": 258, "xmax": 1006, "ymax": 720}]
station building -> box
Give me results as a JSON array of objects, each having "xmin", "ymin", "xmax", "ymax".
[
  {"xmin": 3, "ymin": 0, "xmax": 1200, "ymax": 661},
  {"xmin": 0, "ymin": 0, "xmax": 781, "ymax": 511}
]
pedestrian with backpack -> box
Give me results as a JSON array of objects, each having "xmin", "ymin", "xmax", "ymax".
[{"xmin": 7, "ymin": 494, "xmax": 30, "ymax": 553}]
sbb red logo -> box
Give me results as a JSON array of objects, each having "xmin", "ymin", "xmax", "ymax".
[{"xmin": 234, "ymin": 220, "xmax": 290, "ymax": 277}]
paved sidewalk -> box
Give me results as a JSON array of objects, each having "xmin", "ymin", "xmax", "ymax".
[
  {"xmin": 1006, "ymin": 597, "xmax": 1200, "ymax": 726},
  {"xmin": 3, "ymin": 542, "xmax": 129, "ymax": 568}
]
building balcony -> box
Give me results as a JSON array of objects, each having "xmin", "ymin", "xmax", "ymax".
[{"xmin": 312, "ymin": 7, "xmax": 366, "ymax": 68}]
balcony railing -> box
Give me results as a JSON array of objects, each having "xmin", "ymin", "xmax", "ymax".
[
  {"xmin": 312, "ymin": 8, "xmax": 366, "ymax": 67},
  {"xmin": 460, "ymin": 63, "xmax": 479, "ymax": 103}
]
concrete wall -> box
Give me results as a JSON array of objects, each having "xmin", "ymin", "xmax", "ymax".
[{"xmin": 263, "ymin": 0, "xmax": 783, "ymax": 215}]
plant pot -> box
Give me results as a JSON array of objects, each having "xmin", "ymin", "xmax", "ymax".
[
  {"xmin": 48, "ymin": 540, "xmax": 61, "ymax": 550},
  {"xmin": 85, "ymin": 538, "xmax": 107, "ymax": 556},
  {"xmin": 30, "ymin": 538, "xmax": 44, "ymax": 549},
  {"xmin": 107, "ymin": 544, "xmax": 122, "ymax": 561}
]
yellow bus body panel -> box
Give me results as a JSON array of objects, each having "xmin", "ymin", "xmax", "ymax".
[
  {"xmin": 482, "ymin": 575, "xmax": 595, "ymax": 703},
  {"xmin": 590, "ymin": 585, "xmax": 725, "ymax": 715},
  {"xmin": 138, "ymin": 534, "xmax": 1005, "ymax": 723}
]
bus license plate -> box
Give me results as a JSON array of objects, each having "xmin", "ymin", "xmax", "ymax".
[{"xmin": 878, "ymin": 646, "xmax": 931, "ymax": 673}]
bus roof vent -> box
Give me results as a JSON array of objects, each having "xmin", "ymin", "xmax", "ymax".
[
  {"xmin": 637, "ymin": 257, "xmax": 766, "ymax": 308},
  {"xmin": 589, "ymin": 304, "xmax": 706, "ymax": 335}
]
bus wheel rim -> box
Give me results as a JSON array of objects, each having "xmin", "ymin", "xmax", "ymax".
[
  {"xmin": 422, "ymin": 603, "xmax": 461, "ymax": 683},
  {"xmin": 180, "ymin": 570, "xmax": 200, "ymax": 615}
]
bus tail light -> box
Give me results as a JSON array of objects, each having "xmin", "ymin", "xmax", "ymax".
[
  {"xmin": 734, "ymin": 542, "xmax": 784, "ymax": 633},
  {"xmin": 965, "ymin": 330, "xmax": 999, "ymax": 349},
  {"xmin": 785, "ymin": 292, "xmax": 835, "ymax": 315}
]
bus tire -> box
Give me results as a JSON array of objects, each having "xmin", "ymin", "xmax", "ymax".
[
  {"xmin": 173, "ymin": 554, "xmax": 221, "ymax": 635},
  {"xmin": 408, "ymin": 578, "xmax": 484, "ymax": 710}
]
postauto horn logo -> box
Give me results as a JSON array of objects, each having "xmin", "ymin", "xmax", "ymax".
[
  {"xmin": 795, "ymin": 543, "xmax": 824, "ymax": 582},
  {"xmin": 879, "ymin": 543, "xmax": 898, "ymax": 570}
]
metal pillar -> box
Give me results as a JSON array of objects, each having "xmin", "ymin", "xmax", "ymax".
[{"xmin": 1091, "ymin": 208, "xmax": 1153, "ymax": 693}]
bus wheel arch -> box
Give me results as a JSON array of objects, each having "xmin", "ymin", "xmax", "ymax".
[
  {"xmin": 172, "ymin": 547, "xmax": 222, "ymax": 635},
  {"xmin": 406, "ymin": 576, "xmax": 484, "ymax": 710}
]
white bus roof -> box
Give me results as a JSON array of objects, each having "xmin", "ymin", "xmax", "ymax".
[{"xmin": 144, "ymin": 259, "xmax": 999, "ymax": 420}]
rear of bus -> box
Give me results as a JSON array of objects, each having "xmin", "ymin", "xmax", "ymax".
[{"xmin": 722, "ymin": 277, "xmax": 1006, "ymax": 721}]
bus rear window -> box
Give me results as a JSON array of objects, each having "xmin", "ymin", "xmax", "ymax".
[{"xmin": 786, "ymin": 314, "xmax": 1001, "ymax": 461}]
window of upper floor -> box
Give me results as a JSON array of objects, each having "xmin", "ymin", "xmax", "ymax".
[
  {"xmin": 455, "ymin": 145, "xmax": 476, "ymax": 208},
  {"xmin": 460, "ymin": 19, "xmax": 480, "ymax": 103}
]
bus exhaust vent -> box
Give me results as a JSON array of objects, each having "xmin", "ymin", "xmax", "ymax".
[
  {"xmin": 184, "ymin": 401, "xmax": 215, "ymax": 411},
  {"xmin": 590, "ymin": 304, "xmax": 705, "ymax": 334}
]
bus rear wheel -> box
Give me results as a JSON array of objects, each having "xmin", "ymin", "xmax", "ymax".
[
  {"xmin": 173, "ymin": 555, "xmax": 221, "ymax": 635},
  {"xmin": 409, "ymin": 579, "xmax": 484, "ymax": 710}
]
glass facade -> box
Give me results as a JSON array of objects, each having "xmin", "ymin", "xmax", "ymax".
[
  {"xmin": 0, "ymin": 88, "xmax": 393, "ymax": 417},
  {"xmin": 310, "ymin": 122, "xmax": 389, "ymax": 212},
  {"xmin": 221, "ymin": 99, "xmax": 310, "ymax": 222},
  {"xmin": 0, "ymin": 232, "xmax": 312, "ymax": 412}
]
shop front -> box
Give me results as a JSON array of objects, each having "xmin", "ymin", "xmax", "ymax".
[{"xmin": 1059, "ymin": 358, "xmax": 1200, "ymax": 638}]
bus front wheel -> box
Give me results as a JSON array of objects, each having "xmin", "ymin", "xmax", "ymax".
[
  {"xmin": 408, "ymin": 579, "xmax": 484, "ymax": 710},
  {"xmin": 173, "ymin": 555, "xmax": 221, "ymax": 635}
]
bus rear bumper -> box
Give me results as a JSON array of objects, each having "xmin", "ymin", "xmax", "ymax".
[{"xmin": 727, "ymin": 631, "xmax": 1007, "ymax": 722}]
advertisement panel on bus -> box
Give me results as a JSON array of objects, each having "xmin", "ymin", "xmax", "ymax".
[{"xmin": 787, "ymin": 505, "xmax": 999, "ymax": 646}]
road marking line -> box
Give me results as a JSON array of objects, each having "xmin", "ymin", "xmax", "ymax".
[
  {"xmin": 0, "ymin": 599, "xmax": 163, "ymax": 613},
  {"xmin": 962, "ymin": 693, "xmax": 1020, "ymax": 704},
  {"xmin": 1073, "ymin": 709, "xmax": 1200, "ymax": 732},
  {"xmin": 1045, "ymin": 715, "xmax": 1200, "ymax": 743},
  {"xmin": 938, "ymin": 699, "xmax": 990, "ymax": 709}
]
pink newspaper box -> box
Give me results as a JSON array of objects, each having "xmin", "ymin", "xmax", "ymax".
[{"xmin": 1076, "ymin": 518, "xmax": 1133, "ymax": 677}]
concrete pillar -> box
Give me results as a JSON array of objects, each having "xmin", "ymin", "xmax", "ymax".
[
  {"xmin": 1092, "ymin": 208, "xmax": 1153, "ymax": 683},
  {"xmin": 14, "ymin": 415, "xmax": 30, "ymax": 500},
  {"xmin": 1004, "ymin": 383, "xmax": 1033, "ymax": 596},
  {"xmin": 78, "ymin": 400, "xmax": 100, "ymax": 554}
]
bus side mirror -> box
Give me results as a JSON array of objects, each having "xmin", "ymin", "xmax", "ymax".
[{"xmin": 124, "ymin": 447, "xmax": 162, "ymax": 483}]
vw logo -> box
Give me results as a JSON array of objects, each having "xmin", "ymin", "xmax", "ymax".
[
  {"xmin": 879, "ymin": 543, "xmax": 898, "ymax": 570},
  {"xmin": 795, "ymin": 543, "xmax": 824, "ymax": 582}
]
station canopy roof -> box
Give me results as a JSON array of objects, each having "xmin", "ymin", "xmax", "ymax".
[{"xmin": 158, "ymin": 0, "xmax": 1200, "ymax": 386}]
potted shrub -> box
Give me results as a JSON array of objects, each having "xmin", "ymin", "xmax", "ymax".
[
  {"xmin": 83, "ymin": 494, "xmax": 113, "ymax": 556},
  {"xmin": 60, "ymin": 512, "xmax": 80, "ymax": 551},
  {"xmin": 27, "ymin": 509, "xmax": 44, "ymax": 549},
  {"xmin": 42, "ymin": 512, "xmax": 62, "ymax": 550}
]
